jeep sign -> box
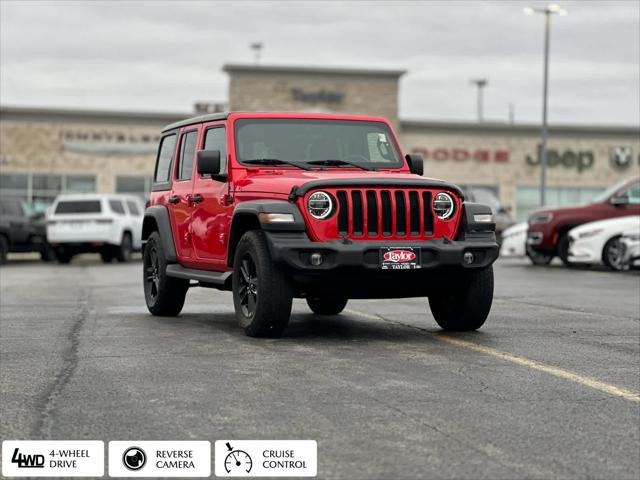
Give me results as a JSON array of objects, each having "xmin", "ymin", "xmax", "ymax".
[{"xmin": 526, "ymin": 146, "xmax": 594, "ymax": 172}]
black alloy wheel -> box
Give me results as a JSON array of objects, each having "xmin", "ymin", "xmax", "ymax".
[
  {"xmin": 145, "ymin": 245, "xmax": 161, "ymax": 303},
  {"xmin": 237, "ymin": 253, "xmax": 259, "ymax": 319}
]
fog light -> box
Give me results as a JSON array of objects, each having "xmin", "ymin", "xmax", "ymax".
[
  {"xmin": 309, "ymin": 253, "xmax": 324, "ymax": 266},
  {"xmin": 463, "ymin": 252, "xmax": 475, "ymax": 264}
]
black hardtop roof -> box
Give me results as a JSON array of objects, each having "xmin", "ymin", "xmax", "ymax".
[{"xmin": 162, "ymin": 112, "xmax": 230, "ymax": 133}]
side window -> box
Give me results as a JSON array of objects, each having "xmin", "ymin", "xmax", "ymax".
[
  {"xmin": 626, "ymin": 183, "xmax": 640, "ymax": 205},
  {"xmin": 109, "ymin": 200, "xmax": 125, "ymax": 215},
  {"xmin": 154, "ymin": 134, "xmax": 177, "ymax": 183},
  {"xmin": 178, "ymin": 130, "xmax": 198, "ymax": 181},
  {"xmin": 203, "ymin": 127, "xmax": 227, "ymax": 174},
  {"xmin": 126, "ymin": 200, "xmax": 141, "ymax": 216}
]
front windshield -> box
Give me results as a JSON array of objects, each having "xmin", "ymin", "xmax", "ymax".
[{"xmin": 235, "ymin": 119, "xmax": 403, "ymax": 168}]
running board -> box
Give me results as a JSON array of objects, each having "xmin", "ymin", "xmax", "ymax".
[{"xmin": 166, "ymin": 264, "xmax": 231, "ymax": 286}]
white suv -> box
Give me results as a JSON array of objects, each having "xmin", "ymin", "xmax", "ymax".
[{"xmin": 47, "ymin": 194, "xmax": 144, "ymax": 264}]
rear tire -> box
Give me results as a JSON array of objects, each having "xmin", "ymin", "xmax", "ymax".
[
  {"xmin": 40, "ymin": 243, "xmax": 56, "ymax": 262},
  {"xmin": 55, "ymin": 248, "xmax": 73, "ymax": 264},
  {"xmin": 232, "ymin": 230, "xmax": 293, "ymax": 337},
  {"xmin": 115, "ymin": 232, "xmax": 132, "ymax": 262},
  {"xmin": 143, "ymin": 231, "xmax": 188, "ymax": 316},
  {"xmin": 429, "ymin": 266, "xmax": 493, "ymax": 331},
  {"xmin": 306, "ymin": 296, "xmax": 348, "ymax": 315},
  {"xmin": 0, "ymin": 235, "xmax": 8, "ymax": 264},
  {"xmin": 602, "ymin": 236, "xmax": 624, "ymax": 271},
  {"xmin": 100, "ymin": 249, "xmax": 114, "ymax": 263}
]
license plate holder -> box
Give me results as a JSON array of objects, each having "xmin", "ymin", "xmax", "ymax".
[{"xmin": 379, "ymin": 247, "xmax": 421, "ymax": 270}]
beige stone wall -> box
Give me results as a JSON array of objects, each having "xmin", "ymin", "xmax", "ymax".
[
  {"xmin": 399, "ymin": 129, "xmax": 640, "ymax": 217},
  {"xmin": 0, "ymin": 121, "xmax": 160, "ymax": 193},
  {"xmin": 228, "ymin": 71, "xmax": 401, "ymax": 126}
]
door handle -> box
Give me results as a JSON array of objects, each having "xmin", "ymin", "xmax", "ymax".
[
  {"xmin": 190, "ymin": 194, "xmax": 204, "ymax": 204},
  {"xmin": 168, "ymin": 196, "xmax": 180, "ymax": 204}
]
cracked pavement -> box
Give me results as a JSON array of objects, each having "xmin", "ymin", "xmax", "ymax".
[{"xmin": 1, "ymin": 257, "xmax": 639, "ymax": 479}]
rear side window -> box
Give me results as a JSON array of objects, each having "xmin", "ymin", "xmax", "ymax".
[
  {"xmin": 109, "ymin": 200, "xmax": 125, "ymax": 215},
  {"xmin": 203, "ymin": 127, "xmax": 227, "ymax": 174},
  {"xmin": 54, "ymin": 201, "xmax": 101, "ymax": 214},
  {"xmin": 126, "ymin": 200, "xmax": 141, "ymax": 216},
  {"xmin": 154, "ymin": 134, "xmax": 177, "ymax": 183},
  {"xmin": 178, "ymin": 130, "xmax": 198, "ymax": 181}
]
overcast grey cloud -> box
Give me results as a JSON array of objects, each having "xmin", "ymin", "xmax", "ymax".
[{"xmin": 1, "ymin": 0, "xmax": 638, "ymax": 126}]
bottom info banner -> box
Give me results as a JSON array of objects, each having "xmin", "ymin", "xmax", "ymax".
[
  {"xmin": 108, "ymin": 441, "xmax": 211, "ymax": 477},
  {"xmin": 214, "ymin": 440, "xmax": 317, "ymax": 477},
  {"xmin": 2, "ymin": 441, "xmax": 104, "ymax": 477}
]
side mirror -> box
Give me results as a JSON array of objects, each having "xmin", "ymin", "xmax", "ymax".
[
  {"xmin": 197, "ymin": 150, "xmax": 222, "ymax": 177},
  {"xmin": 611, "ymin": 195, "xmax": 629, "ymax": 207},
  {"xmin": 405, "ymin": 154, "xmax": 424, "ymax": 176}
]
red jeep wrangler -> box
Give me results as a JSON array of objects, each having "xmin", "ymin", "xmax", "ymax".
[{"xmin": 142, "ymin": 112, "xmax": 499, "ymax": 337}]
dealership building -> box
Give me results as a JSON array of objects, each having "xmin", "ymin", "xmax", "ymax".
[{"xmin": 1, "ymin": 64, "xmax": 638, "ymax": 221}]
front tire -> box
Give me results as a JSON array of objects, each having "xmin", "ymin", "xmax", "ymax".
[
  {"xmin": 55, "ymin": 248, "xmax": 73, "ymax": 264},
  {"xmin": 143, "ymin": 231, "xmax": 189, "ymax": 316},
  {"xmin": 0, "ymin": 235, "xmax": 8, "ymax": 264},
  {"xmin": 232, "ymin": 230, "xmax": 293, "ymax": 337},
  {"xmin": 429, "ymin": 266, "xmax": 494, "ymax": 331},
  {"xmin": 557, "ymin": 234, "xmax": 573, "ymax": 267},
  {"xmin": 602, "ymin": 236, "xmax": 624, "ymax": 271},
  {"xmin": 306, "ymin": 296, "xmax": 348, "ymax": 315},
  {"xmin": 526, "ymin": 246, "xmax": 553, "ymax": 266}
]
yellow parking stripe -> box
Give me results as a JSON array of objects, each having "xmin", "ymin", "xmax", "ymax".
[{"xmin": 346, "ymin": 309, "xmax": 640, "ymax": 403}]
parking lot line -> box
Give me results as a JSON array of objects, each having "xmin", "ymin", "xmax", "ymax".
[{"xmin": 346, "ymin": 309, "xmax": 640, "ymax": 403}]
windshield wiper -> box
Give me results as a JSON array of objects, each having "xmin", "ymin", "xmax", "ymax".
[
  {"xmin": 243, "ymin": 158, "xmax": 311, "ymax": 171},
  {"xmin": 306, "ymin": 159, "xmax": 376, "ymax": 171}
]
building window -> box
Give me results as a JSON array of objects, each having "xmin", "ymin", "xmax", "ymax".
[
  {"xmin": 116, "ymin": 175, "xmax": 152, "ymax": 200},
  {"xmin": 0, "ymin": 173, "xmax": 96, "ymax": 207},
  {"xmin": 516, "ymin": 186, "xmax": 604, "ymax": 222}
]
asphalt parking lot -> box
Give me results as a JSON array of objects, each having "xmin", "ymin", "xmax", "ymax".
[{"xmin": 1, "ymin": 257, "xmax": 639, "ymax": 479}]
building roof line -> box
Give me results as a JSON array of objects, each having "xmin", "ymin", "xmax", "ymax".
[{"xmin": 223, "ymin": 63, "xmax": 406, "ymax": 77}]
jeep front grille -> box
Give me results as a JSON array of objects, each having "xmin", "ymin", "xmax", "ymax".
[{"xmin": 335, "ymin": 189, "xmax": 434, "ymax": 238}]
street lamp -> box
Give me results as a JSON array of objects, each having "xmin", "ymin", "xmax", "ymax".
[
  {"xmin": 470, "ymin": 78, "xmax": 488, "ymax": 122},
  {"xmin": 524, "ymin": 4, "xmax": 567, "ymax": 207}
]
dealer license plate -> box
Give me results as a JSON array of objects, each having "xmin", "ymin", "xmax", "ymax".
[{"xmin": 379, "ymin": 247, "xmax": 421, "ymax": 270}]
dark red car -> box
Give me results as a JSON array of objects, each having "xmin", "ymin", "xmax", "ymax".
[
  {"xmin": 141, "ymin": 112, "xmax": 499, "ymax": 337},
  {"xmin": 526, "ymin": 177, "xmax": 640, "ymax": 265}
]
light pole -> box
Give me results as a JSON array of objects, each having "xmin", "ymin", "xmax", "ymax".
[
  {"xmin": 524, "ymin": 3, "xmax": 567, "ymax": 207},
  {"xmin": 470, "ymin": 78, "xmax": 488, "ymax": 122}
]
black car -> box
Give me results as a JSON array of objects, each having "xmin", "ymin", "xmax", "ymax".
[{"xmin": 0, "ymin": 196, "xmax": 54, "ymax": 263}]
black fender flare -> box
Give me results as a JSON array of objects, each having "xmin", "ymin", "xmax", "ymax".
[
  {"xmin": 142, "ymin": 205, "xmax": 177, "ymax": 263},
  {"xmin": 456, "ymin": 202, "xmax": 496, "ymax": 241},
  {"xmin": 227, "ymin": 200, "xmax": 306, "ymax": 266}
]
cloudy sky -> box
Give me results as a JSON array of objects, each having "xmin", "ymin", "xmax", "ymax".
[{"xmin": 1, "ymin": 0, "xmax": 638, "ymax": 126}]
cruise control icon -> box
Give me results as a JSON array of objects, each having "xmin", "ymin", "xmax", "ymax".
[
  {"xmin": 122, "ymin": 447, "xmax": 146, "ymax": 471},
  {"xmin": 224, "ymin": 442, "xmax": 252, "ymax": 474}
]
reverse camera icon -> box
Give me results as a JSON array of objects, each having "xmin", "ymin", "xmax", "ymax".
[{"xmin": 122, "ymin": 446, "xmax": 146, "ymax": 471}]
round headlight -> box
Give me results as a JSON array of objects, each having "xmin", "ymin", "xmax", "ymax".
[
  {"xmin": 433, "ymin": 192, "xmax": 454, "ymax": 220},
  {"xmin": 307, "ymin": 191, "xmax": 333, "ymax": 219}
]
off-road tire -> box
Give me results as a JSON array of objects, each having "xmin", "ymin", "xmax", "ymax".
[
  {"xmin": 143, "ymin": 231, "xmax": 188, "ymax": 316},
  {"xmin": 557, "ymin": 233, "xmax": 573, "ymax": 267},
  {"xmin": 526, "ymin": 246, "xmax": 553, "ymax": 266},
  {"xmin": 232, "ymin": 230, "xmax": 293, "ymax": 337},
  {"xmin": 0, "ymin": 235, "xmax": 8, "ymax": 264},
  {"xmin": 115, "ymin": 232, "xmax": 133, "ymax": 263},
  {"xmin": 602, "ymin": 236, "xmax": 624, "ymax": 271},
  {"xmin": 429, "ymin": 266, "xmax": 494, "ymax": 331},
  {"xmin": 306, "ymin": 296, "xmax": 348, "ymax": 315}
]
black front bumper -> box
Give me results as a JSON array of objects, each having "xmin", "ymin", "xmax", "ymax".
[{"xmin": 264, "ymin": 232, "xmax": 499, "ymax": 272}]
